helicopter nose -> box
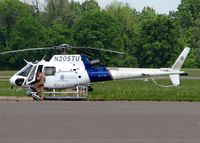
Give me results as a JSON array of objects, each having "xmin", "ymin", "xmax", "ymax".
[
  {"xmin": 10, "ymin": 76, "xmax": 25, "ymax": 86},
  {"xmin": 10, "ymin": 76, "xmax": 16, "ymax": 85}
]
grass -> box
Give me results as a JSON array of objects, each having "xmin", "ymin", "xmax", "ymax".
[
  {"xmin": 0, "ymin": 70, "xmax": 200, "ymax": 101},
  {"xmin": 1, "ymin": 79, "xmax": 199, "ymax": 101},
  {"xmin": 184, "ymin": 69, "xmax": 200, "ymax": 77},
  {"xmin": 0, "ymin": 81, "xmax": 27, "ymax": 97},
  {"xmin": 0, "ymin": 71, "xmax": 16, "ymax": 77},
  {"xmin": 88, "ymin": 79, "xmax": 200, "ymax": 101}
]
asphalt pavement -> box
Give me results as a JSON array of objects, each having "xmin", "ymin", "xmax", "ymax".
[{"xmin": 0, "ymin": 101, "xmax": 200, "ymax": 143}]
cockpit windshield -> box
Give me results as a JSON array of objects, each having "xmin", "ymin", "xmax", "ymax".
[
  {"xmin": 16, "ymin": 64, "xmax": 33, "ymax": 77},
  {"xmin": 28, "ymin": 65, "xmax": 37, "ymax": 82}
]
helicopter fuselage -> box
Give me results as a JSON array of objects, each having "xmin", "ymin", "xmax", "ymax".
[{"xmin": 10, "ymin": 48, "xmax": 190, "ymax": 90}]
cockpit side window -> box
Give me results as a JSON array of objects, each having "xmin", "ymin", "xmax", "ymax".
[
  {"xmin": 17, "ymin": 64, "xmax": 33, "ymax": 77},
  {"xmin": 36, "ymin": 65, "xmax": 43, "ymax": 74},
  {"xmin": 44, "ymin": 67, "xmax": 56, "ymax": 76}
]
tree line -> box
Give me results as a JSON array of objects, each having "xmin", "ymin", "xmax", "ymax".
[{"xmin": 0, "ymin": 0, "xmax": 200, "ymax": 70}]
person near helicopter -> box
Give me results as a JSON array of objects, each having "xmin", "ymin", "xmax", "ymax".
[{"xmin": 32, "ymin": 68, "xmax": 46, "ymax": 100}]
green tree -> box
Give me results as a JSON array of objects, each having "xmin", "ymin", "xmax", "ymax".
[
  {"xmin": 45, "ymin": 21, "xmax": 73, "ymax": 45},
  {"xmin": 0, "ymin": 0, "xmax": 48, "ymax": 69},
  {"xmin": 81, "ymin": 0, "xmax": 100, "ymax": 12},
  {"xmin": 106, "ymin": 2, "xmax": 138, "ymax": 67},
  {"xmin": 176, "ymin": 0, "xmax": 200, "ymax": 29},
  {"xmin": 136, "ymin": 8, "xmax": 182, "ymax": 68},
  {"xmin": 175, "ymin": 0, "xmax": 200, "ymax": 67},
  {"xmin": 0, "ymin": 0, "xmax": 27, "ymax": 49},
  {"xmin": 72, "ymin": 11, "xmax": 124, "ymax": 66},
  {"xmin": 45, "ymin": 0, "xmax": 82, "ymax": 28}
]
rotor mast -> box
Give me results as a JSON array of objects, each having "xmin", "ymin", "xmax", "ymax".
[{"xmin": 55, "ymin": 44, "xmax": 70, "ymax": 55}]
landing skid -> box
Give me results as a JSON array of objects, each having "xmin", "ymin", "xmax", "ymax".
[
  {"xmin": 32, "ymin": 93, "xmax": 42, "ymax": 100},
  {"xmin": 43, "ymin": 96, "xmax": 86, "ymax": 101},
  {"xmin": 31, "ymin": 93, "xmax": 86, "ymax": 101},
  {"xmin": 31, "ymin": 85, "xmax": 88, "ymax": 101}
]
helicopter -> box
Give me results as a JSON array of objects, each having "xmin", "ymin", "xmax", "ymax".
[{"xmin": 0, "ymin": 44, "xmax": 190, "ymax": 100}]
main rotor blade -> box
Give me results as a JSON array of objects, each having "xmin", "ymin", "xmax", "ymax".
[
  {"xmin": 72, "ymin": 46, "xmax": 126, "ymax": 55},
  {"xmin": 0, "ymin": 47, "xmax": 54, "ymax": 55},
  {"xmin": 0, "ymin": 44, "xmax": 126, "ymax": 55}
]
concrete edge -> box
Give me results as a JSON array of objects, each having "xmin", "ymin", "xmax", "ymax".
[{"xmin": 0, "ymin": 96, "xmax": 33, "ymax": 101}]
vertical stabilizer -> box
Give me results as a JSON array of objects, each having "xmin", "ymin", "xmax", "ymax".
[
  {"xmin": 171, "ymin": 47, "xmax": 190, "ymax": 71},
  {"xmin": 169, "ymin": 74, "xmax": 180, "ymax": 86},
  {"xmin": 170, "ymin": 47, "xmax": 190, "ymax": 86}
]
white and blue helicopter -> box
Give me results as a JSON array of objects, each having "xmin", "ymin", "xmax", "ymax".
[{"xmin": 0, "ymin": 44, "xmax": 190, "ymax": 100}]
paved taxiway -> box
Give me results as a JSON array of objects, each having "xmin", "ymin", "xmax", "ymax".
[{"xmin": 0, "ymin": 101, "xmax": 200, "ymax": 143}]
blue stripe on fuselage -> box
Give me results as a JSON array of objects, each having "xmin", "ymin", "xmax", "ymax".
[
  {"xmin": 81, "ymin": 55, "xmax": 113, "ymax": 82},
  {"xmin": 86, "ymin": 67, "xmax": 113, "ymax": 82}
]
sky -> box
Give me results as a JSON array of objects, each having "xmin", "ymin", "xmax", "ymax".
[
  {"xmin": 22, "ymin": 0, "xmax": 182, "ymax": 14},
  {"xmin": 74, "ymin": 0, "xmax": 182, "ymax": 14}
]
